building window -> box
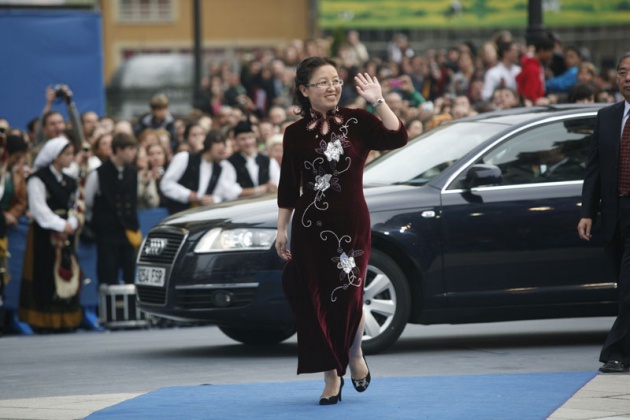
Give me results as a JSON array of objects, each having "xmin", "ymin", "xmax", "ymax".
[{"xmin": 118, "ymin": 0, "xmax": 173, "ymax": 23}]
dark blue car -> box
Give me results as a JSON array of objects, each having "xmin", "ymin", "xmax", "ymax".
[{"xmin": 136, "ymin": 105, "xmax": 616, "ymax": 354}]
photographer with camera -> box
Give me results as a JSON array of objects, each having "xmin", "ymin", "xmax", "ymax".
[{"xmin": 35, "ymin": 85, "xmax": 84, "ymax": 153}]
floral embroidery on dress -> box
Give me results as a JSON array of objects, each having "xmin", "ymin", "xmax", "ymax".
[
  {"xmin": 308, "ymin": 166, "xmax": 341, "ymax": 193},
  {"xmin": 324, "ymin": 139, "xmax": 344, "ymax": 162},
  {"xmin": 302, "ymin": 165, "xmax": 339, "ymax": 227},
  {"xmin": 314, "ymin": 173, "xmax": 332, "ymax": 192},
  {"xmin": 301, "ymin": 113, "xmax": 365, "ymax": 302},
  {"xmin": 301, "ymin": 118, "xmax": 356, "ymax": 228},
  {"xmin": 320, "ymin": 230, "xmax": 364, "ymax": 302}
]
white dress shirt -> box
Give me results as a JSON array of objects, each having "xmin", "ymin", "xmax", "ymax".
[
  {"xmin": 83, "ymin": 164, "xmax": 126, "ymax": 222},
  {"xmin": 482, "ymin": 62, "xmax": 522, "ymax": 102},
  {"xmin": 160, "ymin": 151, "xmax": 242, "ymax": 204},
  {"xmin": 239, "ymin": 152, "xmax": 281, "ymax": 187},
  {"xmin": 28, "ymin": 165, "xmax": 78, "ymax": 232}
]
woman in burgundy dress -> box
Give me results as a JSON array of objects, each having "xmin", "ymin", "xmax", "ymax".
[{"xmin": 276, "ymin": 57, "xmax": 407, "ymax": 405}]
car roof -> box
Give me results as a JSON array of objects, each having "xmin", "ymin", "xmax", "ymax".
[
  {"xmin": 454, "ymin": 104, "xmax": 606, "ymax": 126},
  {"xmin": 424, "ymin": 104, "xmax": 605, "ymax": 190}
]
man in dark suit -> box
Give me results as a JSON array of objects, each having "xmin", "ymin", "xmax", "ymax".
[{"xmin": 578, "ymin": 52, "xmax": 630, "ymax": 373}]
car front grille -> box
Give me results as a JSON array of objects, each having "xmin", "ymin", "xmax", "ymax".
[
  {"xmin": 136, "ymin": 285, "xmax": 167, "ymax": 305},
  {"xmin": 138, "ymin": 229, "xmax": 186, "ymax": 265},
  {"xmin": 175, "ymin": 287, "xmax": 257, "ymax": 309}
]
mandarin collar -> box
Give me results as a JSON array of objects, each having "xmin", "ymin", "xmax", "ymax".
[{"xmin": 307, "ymin": 107, "xmax": 344, "ymax": 135}]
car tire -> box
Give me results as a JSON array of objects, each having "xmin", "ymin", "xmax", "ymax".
[
  {"xmin": 361, "ymin": 249, "xmax": 411, "ymax": 355},
  {"xmin": 218, "ymin": 325, "xmax": 296, "ymax": 345}
]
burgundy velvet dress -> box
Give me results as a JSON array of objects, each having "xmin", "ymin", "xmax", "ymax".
[{"xmin": 278, "ymin": 107, "xmax": 407, "ymax": 375}]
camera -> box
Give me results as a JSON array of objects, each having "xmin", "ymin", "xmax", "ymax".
[
  {"xmin": 53, "ymin": 84, "xmax": 67, "ymax": 99},
  {"xmin": 389, "ymin": 78, "xmax": 402, "ymax": 88}
]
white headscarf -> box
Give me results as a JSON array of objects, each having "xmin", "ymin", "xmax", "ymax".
[{"xmin": 33, "ymin": 137, "xmax": 70, "ymax": 170}]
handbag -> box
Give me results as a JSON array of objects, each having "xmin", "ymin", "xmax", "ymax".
[{"xmin": 53, "ymin": 241, "xmax": 81, "ymax": 299}]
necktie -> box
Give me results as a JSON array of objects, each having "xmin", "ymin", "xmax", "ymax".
[{"xmin": 618, "ymin": 111, "xmax": 630, "ymax": 195}]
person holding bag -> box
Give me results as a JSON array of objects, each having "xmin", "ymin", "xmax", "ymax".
[{"xmin": 19, "ymin": 137, "xmax": 83, "ymax": 332}]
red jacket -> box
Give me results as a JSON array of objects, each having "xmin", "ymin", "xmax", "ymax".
[{"xmin": 516, "ymin": 55, "xmax": 545, "ymax": 102}]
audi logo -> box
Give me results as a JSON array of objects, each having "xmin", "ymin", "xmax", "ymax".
[{"xmin": 144, "ymin": 238, "xmax": 168, "ymax": 256}]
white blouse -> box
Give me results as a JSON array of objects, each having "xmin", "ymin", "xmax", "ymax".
[
  {"xmin": 28, "ymin": 165, "xmax": 78, "ymax": 232},
  {"xmin": 160, "ymin": 152, "xmax": 243, "ymax": 204}
]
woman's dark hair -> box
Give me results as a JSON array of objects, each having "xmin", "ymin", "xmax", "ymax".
[
  {"xmin": 567, "ymin": 82, "xmax": 598, "ymax": 103},
  {"xmin": 112, "ymin": 132, "xmax": 138, "ymax": 153},
  {"xmin": 92, "ymin": 132, "xmax": 112, "ymax": 154},
  {"xmin": 6, "ymin": 134, "xmax": 28, "ymax": 155},
  {"xmin": 293, "ymin": 57, "xmax": 338, "ymax": 118},
  {"xmin": 183, "ymin": 122, "xmax": 202, "ymax": 141},
  {"xmin": 202, "ymin": 129, "xmax": 226, "ymax": 153}
]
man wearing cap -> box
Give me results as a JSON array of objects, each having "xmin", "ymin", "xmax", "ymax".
[{"xmin": 228, "ymin": 120, "xmax": 280, "ymax": 197}]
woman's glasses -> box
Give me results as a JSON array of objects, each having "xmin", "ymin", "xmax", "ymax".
[{"xmin": 306, "ymin": 80, "xmax": 344, "ymax": 89}]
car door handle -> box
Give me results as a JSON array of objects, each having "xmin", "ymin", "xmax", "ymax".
[{"xmin": 421, "ymin": 210, "xmax": 436, "ymax": 218}]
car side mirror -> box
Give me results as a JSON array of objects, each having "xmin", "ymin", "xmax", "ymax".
[{"xmin": 463, "ymin": 164, "xmax": 502, "ymax": 189}]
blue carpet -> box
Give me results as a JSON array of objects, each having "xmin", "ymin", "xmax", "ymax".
[{"xmin": 87, "ymin": 371, "xmax": 596, "ymax": 420}]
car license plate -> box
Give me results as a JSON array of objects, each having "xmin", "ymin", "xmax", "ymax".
[{"xmin": 136, "ymin": 266, "xmax": 166, "ymax": 287}]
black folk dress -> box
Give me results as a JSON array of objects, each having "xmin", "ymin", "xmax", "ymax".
[{"xmin": 19, "ymin": 167, "xmax": 82, "ymax": 330}]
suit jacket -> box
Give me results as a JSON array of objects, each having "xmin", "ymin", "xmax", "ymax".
[{"xmin": 581, "ymin": 101, "xmax": 627, "ymax": 241}]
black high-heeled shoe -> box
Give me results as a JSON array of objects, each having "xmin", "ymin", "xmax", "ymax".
[
  {"xmin": 351, "ymin": 356, "xmax": 371, "ymax": 393},
  {"xmin": 319, "ymin": 377, "xmax": 344, "ymax": 405}
]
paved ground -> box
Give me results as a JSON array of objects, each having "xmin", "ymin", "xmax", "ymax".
[
  {"xmin": 0, "ymin": 374, "xmax": 628, "ymax": 419},
  {"xmin": 1, "ymin": 318, "xmax": 628, "ymax": 419},
  {"xmin": 550, "ymin": 374, "xmax": 630, "ymax": 419}
]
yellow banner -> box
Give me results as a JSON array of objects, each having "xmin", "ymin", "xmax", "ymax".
[{"xmin": 319, "ymin": 0, "xmax": 630, "ymax": 29}]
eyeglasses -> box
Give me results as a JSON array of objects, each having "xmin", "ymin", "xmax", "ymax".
[
  {"xmin": 306, "ymin": 79, "xmax": 344, "ymax": 89},
  {"xmin": 618, "ymin": 69, "xmax": 629, "ymax": 78}
]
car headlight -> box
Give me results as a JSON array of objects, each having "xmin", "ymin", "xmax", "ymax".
[{"xmin": 194, "ymin": 228, "xmax": 277, "ymax": 253}]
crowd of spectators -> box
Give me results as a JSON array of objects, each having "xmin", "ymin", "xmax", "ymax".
[
  {"xmin": 2, "ymin": 31, "xmax": 624, "ymax": 205},
  {"xmin": 2, "ymin": 31, "xmax": 622, "ymax": 203},
  {"xmin": 0, "ymin": 29, "xmax": 624, "ymax": 332}
]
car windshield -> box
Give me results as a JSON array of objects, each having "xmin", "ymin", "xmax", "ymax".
[{"xmin": 363, "ymin": 121, "xmax": 508, "ymax": 186}]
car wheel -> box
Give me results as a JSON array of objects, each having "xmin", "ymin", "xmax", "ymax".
[
  {"xmin": 218, "ymin": 325, "xmax": 296, "ymax": 345},
  {"xmin": 361, "ymin": 249, "xmax": 411, "ymax": 355}
]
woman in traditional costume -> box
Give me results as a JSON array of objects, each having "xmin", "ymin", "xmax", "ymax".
[{"xmin": 19, "ymin": 137, "xmax": 82, "ymax": 332}]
